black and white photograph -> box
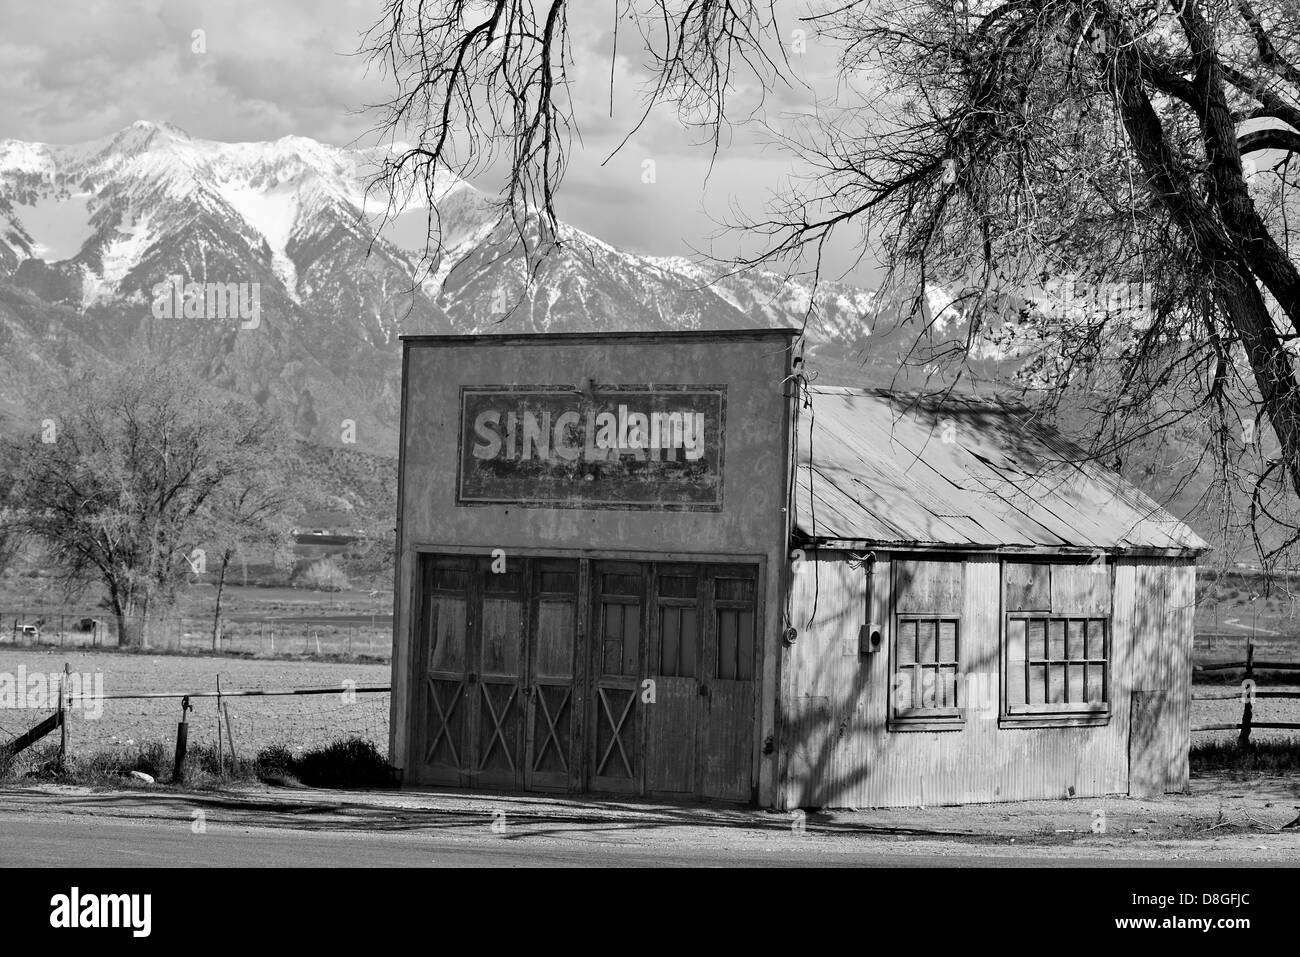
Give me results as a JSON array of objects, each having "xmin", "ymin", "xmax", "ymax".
[{"xmin": 0, "ymin": 0, "xmax": 1294, "ymax": 935}]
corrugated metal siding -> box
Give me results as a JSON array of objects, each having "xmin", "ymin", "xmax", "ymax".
[
  {"xmin": 1130, "ymin": 557, "xmax": 1194, "ymax": 792},
  {"xmin": 780, "ymin": 553, "xmax": 1194, "ymax": 808},
  {"xmin": 794, "ymin": 387, "xmax": 1206, "ymax": 552}
]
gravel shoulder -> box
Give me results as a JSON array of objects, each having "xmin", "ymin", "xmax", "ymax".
[{"xmin": 1, "ymin": 771, "xmax": 1297, "ymax": 864}]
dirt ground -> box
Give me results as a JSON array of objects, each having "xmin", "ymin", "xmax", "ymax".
[{"xmin": 0, "ymin": 770, "xmax": 1297, "ymax": 864}]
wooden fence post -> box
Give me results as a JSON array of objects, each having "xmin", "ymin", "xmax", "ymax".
[
  {"xmin": 1238, "ymin": 635, "xmax": 1255, "ymax": 750},
  {"xmin": 216, "ymin": 674, "xmax": 224, "ymax": 773},
  {"xmin": 223, "ymin": 701, "xmax": 238, "ymax": 766},
  {"xmin": 172, "ymin": 696, "xmax": 191, "ymax": 783},
  {"xmin": 58, "ymin": 663, "xmax": 68, "ymax": 770}
]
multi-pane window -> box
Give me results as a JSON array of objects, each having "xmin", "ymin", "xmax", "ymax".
[
  {"xmin": 714, "ymin": 576, "xmax": 755, "ymax": 681},
  {"xmin": 890, "ymin": 559, "xmax": 964, "ymax": 728},
  {"xmin": 894, "ymin": 616, "xmax": 960, "ymax": 712},
  {"xmin": 599, "ymin": 572, "xmax": 642, "ymax": 676},
  {"xmin": 656, "ymin": 573, "xmax": 698, "ymax": 678},
  {"xmin": 1004, "ymin": 561, "xmax": 1110, "ymax": 723},
  {"xmin": 648, "ymin": 567, "xmax": 756, "ymax": 681}
]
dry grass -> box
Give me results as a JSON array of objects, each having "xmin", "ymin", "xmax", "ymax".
[
  {"xmin": 1, "ymin": 736, "xmax": 395, "ymax": 789},
  {"xmin": 1191, "ymin": 736, "xmax": 1300, "ymax": 773}
]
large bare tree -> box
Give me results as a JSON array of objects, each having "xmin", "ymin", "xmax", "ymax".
[
  {"xmin": 2, "ymin": 362, "xmax": 291, "ymax": 648},
  {"xmin": 365, "ymin": 0, "xmax": 1300, "ymax": 567}
]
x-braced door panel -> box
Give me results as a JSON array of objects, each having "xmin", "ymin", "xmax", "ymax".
[
  {"xmin": 589, "ymin": 563, "xmax": 644, "ymax": 793},
  {"xmin": 525, "ymin": 560, "xmax": 580, "ymax": 791},
  {"xmin": 417, "ymin": 558, "xmax": 474, "ymax": 786},
  {"xmin": 472, "ymin": 565, "xmax": 526, "ymax": 788}
]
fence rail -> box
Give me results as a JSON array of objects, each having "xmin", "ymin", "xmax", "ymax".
[
  {"xmin": 1191, "ymin": 633, "xmax": 1300, "ymax": 744},
  {"xmin": 1, "ymin": 672, "xmax": 391, "ymax": 773},
  {"xmin": 64, "ymin": 685, "xmax": 391, "ymax": 704},
  {"xmin": 1195, "ymin": 661, "xmax": 1300, "ymax": 672}
]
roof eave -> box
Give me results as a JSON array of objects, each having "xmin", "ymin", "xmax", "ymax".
[{"xmin": 792, "ymin": 535, "xmax": 1210, "ymax": 561}]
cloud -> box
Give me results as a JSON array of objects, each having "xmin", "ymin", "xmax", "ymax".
[{"xmin": 0, "ymin": 0, "xmax": 879, "ymax": 286}]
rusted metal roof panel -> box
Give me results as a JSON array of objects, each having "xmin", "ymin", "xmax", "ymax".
[{"xmin": 794, "ymin": 387, "xmax": 1206, "ymax": 552}]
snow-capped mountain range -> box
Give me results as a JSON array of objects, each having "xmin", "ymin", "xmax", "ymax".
[{"xmin": 0, "ymin": 121, "xmax": 934, "ymax": 451}]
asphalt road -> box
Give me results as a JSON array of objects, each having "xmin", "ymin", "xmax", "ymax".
[{"xmin": 0, "ymin": 814, "xmax": 1260, "ymax": 867}]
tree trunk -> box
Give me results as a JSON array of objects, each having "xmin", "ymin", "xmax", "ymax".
[
  {"xmin": 115, "ymin": 609, "xmax": 145, "ymax": 649},
  {"xmin": 212, "ymin": 550, "xmax": 231, "ymax": 652},
  {"xmin": 1212, "ymin": 258, "xmax": 1300, "ymax": 503},
  {"xmin": 1110, "ymin": 42, "xmax": 1300, "ymax": 510}
]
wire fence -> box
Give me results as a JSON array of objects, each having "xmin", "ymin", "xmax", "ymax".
[
  {"xmin": 1, "ymin": 669, "xmax": 392, "ymax": 778},
  {"xmin": 0, "ymin": 610, "xmax": 393, "ymax": 659}
]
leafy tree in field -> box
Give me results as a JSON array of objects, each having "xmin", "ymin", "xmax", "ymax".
[
  {"xmin": 366, "ymin": 0, "xmax": 1300, "ymax": 568},
  {"xmin": 2, "ymin": 361, "xmax": 293, "ymax": 648}
]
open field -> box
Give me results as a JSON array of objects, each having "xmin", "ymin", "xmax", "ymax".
[
  {"xmin": 0, "ymin": 649, "xmax": 391, "ymax": 762},
  {"xmin": 0, "ymin": 580, "xmax": 395, "ymax": 659}
]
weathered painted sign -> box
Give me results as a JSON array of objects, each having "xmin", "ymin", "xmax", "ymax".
[{"xmin": 457, "ymin": 385, "xmax": 727, "ymax": 509}]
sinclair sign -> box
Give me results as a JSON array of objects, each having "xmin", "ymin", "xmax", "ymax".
[{"xmin": 456, "ymin": 385, "xmax": 727, "ymax": 509}]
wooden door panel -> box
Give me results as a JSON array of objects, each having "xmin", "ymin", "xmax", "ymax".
[
  {"xmin": 423, "ymin": 677, "xmax": 468, "ymax": 780},
  {"xmin": 643, "ymin": 679, "xmax": 696, "ymax": 794},
  {"xmin": 476, "ymin": 680, "xmax": 522, "ymax": 780},
  {"xmin": 701, "ymin": 570, "xmax": 758, "ymax": 802},
  {"xmin": 645, "ymin": 568, "xmax": 702, "ymax": 795},
  {"xmin": 701, "ymin": 685, "xmax": 753, "ymax": 800},
  {"xmin": 526, "ymin": 563, "xmax": 579, "ymax": 791},
  {"xmin": 589, "ymin": 562, "xmax": 645, "ymax": 794},
  {"xmin": 530, "ymin": 683, "xmax": 573, "ymax": 779},
  {"xmin": 473, "ymin": 566, "xmax": 525, "ymax": 788},
  {"xmin": 415, "ymin": 560, "xmax": 474, "ymax": 786},
  {"xmin": 593, "ymin": 684, "xmax": 638, "ymax": 786}
]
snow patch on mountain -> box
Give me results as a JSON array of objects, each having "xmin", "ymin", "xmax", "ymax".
[
  {"xmin": 94, "ymin": 213, "xmax": 156, "ymax": 301},
  {"xmin": 216, "ymin": 181, "xmax": 301, "ymax": 299},
  {"xmin": 10, "ymin": 194, "xmax": 95, "ymax": 261}
]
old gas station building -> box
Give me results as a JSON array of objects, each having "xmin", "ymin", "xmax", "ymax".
[{"xmin": 388, "ymin": 329, "xmax": 1204, "ymax": 808}]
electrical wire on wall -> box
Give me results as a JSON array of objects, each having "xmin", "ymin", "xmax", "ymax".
[{"xmin": 782, "ymin": 343, "xmax": 820, "ymax": 637}]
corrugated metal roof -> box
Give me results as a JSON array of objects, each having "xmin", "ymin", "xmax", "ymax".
[{"xmin": 794, "ymin": 386, "xmax": 1207, "ymax": 553}]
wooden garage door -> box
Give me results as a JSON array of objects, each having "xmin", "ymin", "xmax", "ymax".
[
  {"xmin": 414, "ymin": 554, "xmax": 758, "ymax": 801},
  {"xmin": 474, "ymin": 564, "xmax": 527, "ymax": 789},
  {"xmin": 525, "ymin": 559, "xmax": 581, "ymax": 791},
  {"xmin": 413, "ymin": 555, "xmax": 530, "ymax": 788},
  {"xmin": 592, "ymin": 559, "xmax": 759, "ymax": 801},
  {"xmin": 644, "ymin": 565, "xmax": 701, "ymax": 795},
  {"xmin": 589, "ymin": 562, "xmax": 644, "ymax": 794},
  {"xmin": 702, "ymin": 566, "xmax": 758, "ymax": 801},
  {"xmin": 416, "ymin": 557, "xmax": 474, "ymax": 786}
]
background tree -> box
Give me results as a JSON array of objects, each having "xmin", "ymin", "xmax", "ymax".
[
  {"xmin": 339, "ymin": 512, "xmax": 397, "ymax": 602},
  {"xmin": 2, "ymin": 360, "xmax": 289, "ymax": 648},
  {"xmin": 366, "ymin": 0, "xmax": 1300, "ymax": 569},
  {"xmin": 192, "ymin": 436, "xmax": 303, "ymax": 650}
]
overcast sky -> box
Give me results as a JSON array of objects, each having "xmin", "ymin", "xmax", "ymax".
[{"xmin": 0, "ymin": 0, "xmax": 879, "ymax": 286}]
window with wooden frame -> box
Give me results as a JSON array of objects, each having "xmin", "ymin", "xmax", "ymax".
[
  {"xmin": 654, "ymin": 568, "xmax": 699, "ymax": 678},
  {"xmin": 647, "ymin": 565, "xmax": 757, "ymax": 682},
  {"xmin": 713, "ymin": 574, "xmax": 756, "ymax": 682},
  {"xmin": 890, "ymin": 559, "xmax": 964, "ymax": 730},
  {"xmin": 1002, "ymin": 560, "xmax": 1111, "ymax": 726}
]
